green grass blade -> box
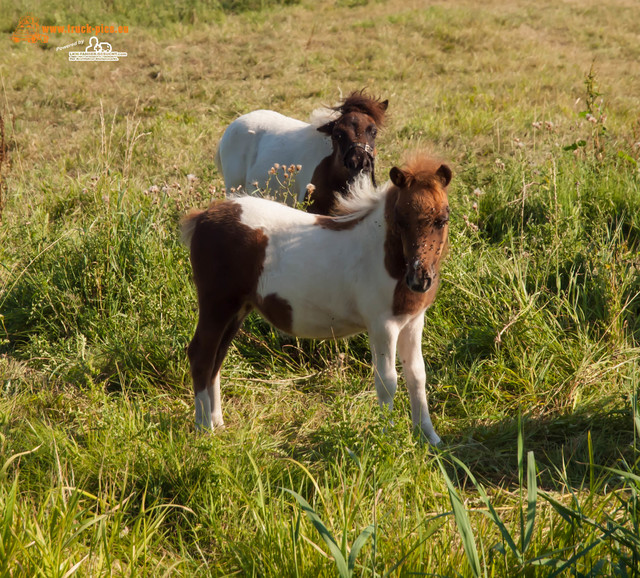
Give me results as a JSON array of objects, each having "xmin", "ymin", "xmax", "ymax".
[
  {"xmin": 0, "ymin": 477, "xmax": 19, "ymax": 573},
  {"xmin": 382, "ymin": 514, "xmax": 449, "ymax": 578},
  {"xmin": 449, "ymin": 454, "xmax": 521, "ymax": 562},
  {"xmin": 281, "ymin": 488, "xmax": 349, "ymax": 577},
  {"xmin": 345, "ymin": 446, "xmax": 363, "ymax": 473},
  {"xmin": 547, "ymin": 537, "xmax": 605, "ymax": 578},
  {"xmin": 523, "ymin": 451, "xmax": 537, "ymax": 554},
  {"xmin": 348, "ymin": 524, "xmax": 375, "ymax": 573},
  {"xmin": 517, "ymin": 413, "xmax": 524, "ymax": 554},
  {"xmin": 538, "ymin": 491, "xmax": 580, "ymax": 525},
  {"xmin": 588, "ymin": 431, "xmax": 595, "ymax": 491},
  {"xmin": 437, "ymin": 456, "xmax": 482, "ymax": 578}
]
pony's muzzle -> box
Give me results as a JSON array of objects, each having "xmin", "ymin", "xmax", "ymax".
[
  {"xmin": 405, "ymin": 263, "xmax": 434, "ymax": 293},
  {"xmin": 344, "ymin": 143, "xmax": 374, "ymax": 177}
]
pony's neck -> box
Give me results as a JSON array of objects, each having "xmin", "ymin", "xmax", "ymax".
[{"xmin": 307, "ymin": 153, "xmax": 351, "ymax": 215}]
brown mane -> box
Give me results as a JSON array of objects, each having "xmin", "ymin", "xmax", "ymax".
[{"xmin": 330, "ymin": 90, "xmax": 388, "ymax": 126}]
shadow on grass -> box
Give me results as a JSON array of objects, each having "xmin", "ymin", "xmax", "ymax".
[
  {"xmin": 445, "ymin": 404, "xmax": 637, "ymax": 491},
  {"xmin": 272, "ymin": 391, "xmax": 637, "ymax": 495}
]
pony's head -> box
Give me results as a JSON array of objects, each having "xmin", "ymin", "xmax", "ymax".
[
  {"xmin": 317, "ymin": 90, "xmax": 388, "ymax": 183},
  {"xmin": 387, "ymin": 157, "xmax": 451, "ymax": 293}
]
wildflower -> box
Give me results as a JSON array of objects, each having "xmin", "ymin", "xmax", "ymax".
[
  {"xmin": 147, "ymin": 185, "xmax": 160, "ymax": 194},
  {"xmin": 273, "ymin": 163, "xmax": 280, "ymax": 170},
  {"xmin": 463, "ymin": 214, "xmax": 479, "ymax": 232},
  {"xmin": 472, "ymin": 202, "xmax": 478, "ymax": 212},
  {"xmin": 296, "ymin": 164, "xmax": 302, "ymax": 171},
  {"xmin": 495, "ymin": 158, "xmax": 505, "ymax": 170},
  {"xmin": 586, "ymin": 113, "xmax": 597, "ymax": 124},
  {"xmin": 545, "ymin": 121, "xmax": 554, "ymax": 131},
  {"xmin": 532, "ymin": 121, "xmax": 542, "ymax": 129},
  {"xmin": 187, "ymin": 173, "xmax": 197, "ymax": 183},
  {"xmin": 288, "ymin": 164, "xmax": 296, "ymax": 173},
  {"xmin": 473, "ymin": 188, "xmax": 484, "ymax": 197}
]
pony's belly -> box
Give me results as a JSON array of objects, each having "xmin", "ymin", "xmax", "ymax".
[{"xmin": 291, "ymin": 317, "xmax": 365, "ymax": 340}]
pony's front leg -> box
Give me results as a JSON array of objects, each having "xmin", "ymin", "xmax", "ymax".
[
  {"xmin": 369, "ymin": 322, "xmax": 400, "ymax": 420},
  {"xmin": 397, "ymin": 315, "xmax": 441, "ymax": 445}
]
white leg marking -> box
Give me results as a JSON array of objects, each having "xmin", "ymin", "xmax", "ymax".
[
  {"xmin": 210, "ymin": 372, "xmax": 224, "ymax": 427},
  {"xmin": 397, "ymin": 315, "xmax": 441, "ymax": 445},
  {"xmin": 195, "ymin": 389, "xmax": 213, "ymax": 430},
  {"xmin": 369, "ymin": 321, "xmax": 400, "ymax": 416}
]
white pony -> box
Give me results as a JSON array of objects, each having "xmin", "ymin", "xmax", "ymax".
[
  {"xmin": 215, "ymin": 91, "xmax": 388, "ymax": 215},
  {"xmin": 181, "ymin": 153, "xmax": 451, "ymax": 445}
]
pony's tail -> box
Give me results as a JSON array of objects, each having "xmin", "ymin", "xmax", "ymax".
[{"xmin": 180, "ymin": 209, "xmax": 203, "ymax": 247}]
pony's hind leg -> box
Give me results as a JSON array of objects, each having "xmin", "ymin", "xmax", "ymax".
[
  {"xmin": 207, "ymin": 311, "xmax": 248, "ymax": 425},
  {"xmin": 188, "ymin": 321, "xmax": 222, "ymax": 430},
  {"xmin": 397, "ymin": 315, "xmax": 440, "ymax": 445},
  {"xmin": 188, "ymin": 303, "xmax": 245, "ymax": 430}
]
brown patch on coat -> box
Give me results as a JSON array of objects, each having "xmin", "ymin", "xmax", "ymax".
[
  {"xmin": 382, "ymin": 156, "xmax": 451, "ymax": 316},
  {"xmin": 256, "ymin": 293, "xmax": 293, "ymax": 333},
  {"xmin": 185, "ymin": 201, "xmax": 268, "ymax": 312}
]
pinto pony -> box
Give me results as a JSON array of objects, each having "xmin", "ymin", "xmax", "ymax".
[
  {"xmin": 182, "ymin": 154, "xmax": 451, "ymax": 445},
  {"xmin": 215, "ymin": 91, "xmax": 388, "ymax": 215}
]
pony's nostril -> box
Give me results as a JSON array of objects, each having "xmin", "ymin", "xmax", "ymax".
[{"xmin": 405, "ymin": 270, "xmax": 433, "ymax": 293}]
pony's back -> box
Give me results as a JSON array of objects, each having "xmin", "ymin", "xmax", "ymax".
[{"xmin": 215, "ymin": 110, "xmax": 330, "ymax": 202}]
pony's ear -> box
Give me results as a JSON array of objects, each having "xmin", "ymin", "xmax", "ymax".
[
  {"xmin": 317, "ymin": 121, "xmax": 335, "ymax": 136},
  {"xmin": 380, "ymin": 99, "xmax": 389, "ymax": 111},
  {"xmin": 436, "ymin": 164, "xmax": 452, "ymax": 187},
  {"xmin": 390, "ymin": 166, "xmax": 407, "ymax": 188}
]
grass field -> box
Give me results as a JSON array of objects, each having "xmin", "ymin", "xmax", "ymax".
[{"xmin": 1, "ymin": 0, "xmax": 640, "ymax": 575}]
